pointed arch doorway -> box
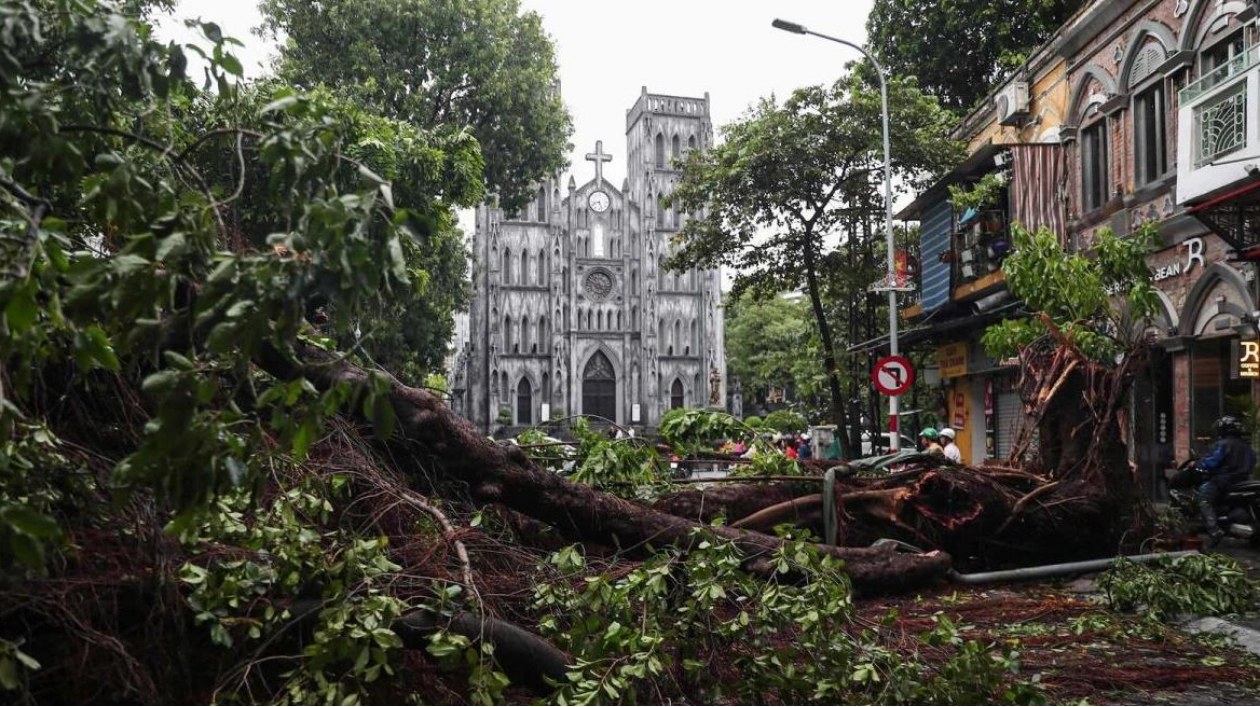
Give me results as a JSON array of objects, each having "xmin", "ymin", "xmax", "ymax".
[{"xmin": 582, "ymin": 351, "xmax": 617, "ymax": 422}]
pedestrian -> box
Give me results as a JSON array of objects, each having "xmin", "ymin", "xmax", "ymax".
[
  {"xmin": 798, "ymin": 433, "xmax": 812, "ymax": 460},
  {"xmin": 918, "ymin": 427, "xmax": 943, "ymax": 457},
  {"xmin": 1196, "ymin": 416, "xmax": 1257, "ymax": 547},
  {"xmin": 939, "ymin": 427, "xmax": 962, "ymax": 463}
]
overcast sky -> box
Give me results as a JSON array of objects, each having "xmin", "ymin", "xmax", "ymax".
[{"xmin": 156, "ymin": 0, "xmax": 877, "ymax": 188}]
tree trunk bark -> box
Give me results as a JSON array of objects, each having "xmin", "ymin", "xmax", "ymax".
[
  {"xmin": 258, "ymin": 344, "xmax": 952, "ymax": 595},
  {"xmin": 802, "ymin": 240, "xmax": 851, "ymax": 441}
]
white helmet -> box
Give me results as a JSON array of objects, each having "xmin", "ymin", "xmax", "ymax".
[{"xmin": 939, "ymin": 427, "xmax": 956, "ymax": 440}]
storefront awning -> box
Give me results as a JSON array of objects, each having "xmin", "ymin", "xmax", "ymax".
[
  {"xmin": 1188, "ymin": 179, "xmax": 1260, "ymax": 254},
  {"xmin": 846, "ymin": 301, "xmax": 1024, "ymax": 355}
]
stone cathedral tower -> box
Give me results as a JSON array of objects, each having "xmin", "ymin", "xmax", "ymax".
[{"xmin": 451, "ymin": 88, "xmax": 726, "ymax": 433}]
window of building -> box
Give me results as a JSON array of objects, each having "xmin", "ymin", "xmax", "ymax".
[
  {"xmin": 521, "ymin": 315, "xmax": 530, "ymax": 353},
  {"xmin": 503, "ymin": 316, "xmax": 513, "ymax": 352},
  {"xmin": 673, "ymin": 320, "xmax": 681, "ymax": 354},
  {"xmin": 670, "ymin": 379, "xmax": 684, "ymax": 409},
  {"xmin": 1133, "ymin": 82, "xmax": 1167, "ymax": 186},
  {"xmin": 1080, "ymin": 119, "xmax": 1109, "ymax": 212},
  {"xmin": 593, "ymin": 222, "xmax": 605, "ymax": 258},
  {"xmin": 688, "ymin": 135, "xmax": 696, "ymax": 151},
  {"xmin": 538, "ymin": 248, "xmax": 546, "ymax": 283},
  {"xmin": 517, "ymin": 378, "xmax": 533, "ymax": 425},
  {"xmin": 655, "ymin": 133, "xmax": 665, "ymax": 167},
  {"xmin": 500, "ymin": 371, "xmax": 508, "ymax": 402},
  {"xmin": 502, "ymin": 248, "xmax": 511, "ymax": 285},
  {"xmin": 536, "ymin": 186, "xmax": 546, "ymax": 221},
  {"xmin": 1190, "ymin": 337, "xmax": 1251, "ymax": 450},
  {"xmin": 538, "ymin": 316, "xmax": 547, "ymax": 353},
  {"xmin": 1201, "ymin": 30, "xmax": 1246, "ymax": 75},
  {"xmin": 521, "ymin": 250, "xmax": 530, "ymax": 285},
  {"xmin": 671, "ymin": 134, "xmax": 680, "ymax": 161}
]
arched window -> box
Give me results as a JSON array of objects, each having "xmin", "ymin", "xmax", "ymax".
[
  {"xmin": 616, "ymin": 311, "xmax": 622, "ymax": 329},
  {"xmin": 538, "ymin": 316, "xmax": 547, "ymax": 353},
  {"xmin": 671, "ymin": 134, "xmax": 680, "ymax": 160},
  {"xmin": 500, "ymin": 371, "xmax": 508, "ymax": 402},
  {"xmin": 688, "ymin": 135, "xmax": 696, "ymax": 151},
  {"xmin": 632, "ymin": 268, "xmax": 639, "ymax": 295},
  {"xmin": 657, "ymin": 197, "xmax": 666, "ymax": 226},
  {"xmin": 538, "ymin": 248, "xmax": 546, "ymax": 283},
  {"xmin": 654, "ymin": 132, "xmax": 665, "ymax": 167},
  {"xmin": 503, "ymin": 315, "xmax": 513, "ymax": 352},
  {"xmin": 593, "ymin": 222, "xmax": 605, "ymax": 258},
  {"xmin": 541, "ymin": 372, "xmax": 549, "ymax": 407},
  {"xmin": 632, "ymin": 305, "xmax": 639, "ymax": 330},
  {"xmin": 521, "ymin": 315, "xmax": 530, "ymax": 353},
  {"xmin": 670, "ymin": 378, "xmax": 684, "ymax": 410},
  {"xmin": 521, "ymin": 250, "xmax": 530, "ymax": 285},
  {"xmin": 537, "ymin": 186, "xmax": 547, "ymax": 221},
  {"xmin": 659, "ymin": 319, "xmax": 668, "ymax": 352},
  {"xmin": 582, "ymin": 352, "xmax": 617, "ymax": 422},
  {"xmin": 503, "ymin": 248, "xmax": 512, "ymax": 285},
  {"xmin": 673, "ymin": 320, "xmax": 681, "ymax": 355},
  {"xmin": 690, "ymin": 320, "xmax": 697, "ymax": 353},
  {"xmin": 517, "ymin": 377, "xmax": 533, "ymax": 425}
]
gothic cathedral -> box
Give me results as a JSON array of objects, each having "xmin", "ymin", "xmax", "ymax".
[{"xmin": 451, "ymin": 88, "xmax": 727, "ymax": 432}]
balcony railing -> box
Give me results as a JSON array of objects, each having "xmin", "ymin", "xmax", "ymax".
[
  {"xmin": 1193, "ymin": 82, "xmax": 1249, "ymax": 168},
  {"xmin": 1180, "ymin": 42, "xmax": 1260, "ymax": 104}
]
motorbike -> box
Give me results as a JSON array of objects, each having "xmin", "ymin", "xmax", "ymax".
[{"xmin": 1168, "ymin": 457, "xmax": 1260, "ymax": 547}]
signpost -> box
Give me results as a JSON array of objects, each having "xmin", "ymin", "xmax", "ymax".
[{"xmin": 873, "ymin": 355, "xmax": 915, "ymax": 433}]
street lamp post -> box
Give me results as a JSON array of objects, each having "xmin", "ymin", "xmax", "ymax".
[{"xmin": 772, "ymin": 18, "xmax": 903, "ymax": 452}]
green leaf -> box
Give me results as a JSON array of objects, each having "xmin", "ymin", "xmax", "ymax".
[
  {"xmin": 3, "ymin": 289, "xmax": 37, "ymax": 332},
  {"xmin": 84, "ymin": 325, "xmax": 120, "ymax": 371},
  {"xmin": 1, "ymin": 505, "xmax": 63, "ymax": 539},
  {"xmin": 0, "ymin": 656, "xmax": 16, "ymax": 691}
]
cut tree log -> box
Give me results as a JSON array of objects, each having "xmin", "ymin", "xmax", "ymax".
[{"xmin": 259, "ymin": 344, "xmax": 953, "ymax": 595}]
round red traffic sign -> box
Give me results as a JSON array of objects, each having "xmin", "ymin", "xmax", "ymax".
[{"xmin": 872, "ymin": 355, "xmax": 914, "ymax": 396}]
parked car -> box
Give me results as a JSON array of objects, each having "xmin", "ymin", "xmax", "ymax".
[{"xmin": 860, "ymin": 431, "xmax": 917, "ymax": 457}]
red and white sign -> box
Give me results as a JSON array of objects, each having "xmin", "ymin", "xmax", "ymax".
[{"xmin": 872, "ymin": 355, "xmax": 914, "ymax": 396}]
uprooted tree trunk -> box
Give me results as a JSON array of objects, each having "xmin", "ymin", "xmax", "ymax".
[
  {"xmin": 655, "ymin": 324, "xmax": 1155, "ymax": 571},
  {"xmin": 259, "ymin": 344, "xmax": 952, "ymax": 595}
]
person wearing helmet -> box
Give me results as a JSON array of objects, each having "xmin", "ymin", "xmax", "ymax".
[
  {"xmin": 918, "ymin": 427, "xmax": 943, "ymax": 457},
  {"xmin": 1196, "ymin": 416, "xmax": 1257, "ymax": 546},
  {"xmin": 939, "ymin": 427, "xmax": 962, "ymax": 463}
]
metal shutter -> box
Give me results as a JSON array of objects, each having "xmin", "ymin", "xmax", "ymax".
[{"xmin": 994, "ymin": 386, "xmax": 1023, "ymax": 460}]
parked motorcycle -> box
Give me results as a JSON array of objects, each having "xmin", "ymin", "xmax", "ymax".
[{"xmin": 1168, "ymin": 457, "xmax": 1260, "ymax": 547}]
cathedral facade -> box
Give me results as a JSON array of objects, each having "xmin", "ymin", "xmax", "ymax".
[{"xmin": 450, "ymin": 88, "xmax": 726, "ymax": 432}]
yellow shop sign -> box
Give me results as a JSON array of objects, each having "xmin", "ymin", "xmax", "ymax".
[{"xmin": 938, "ymin": 343, "xmax": 968, "ymax": 379}]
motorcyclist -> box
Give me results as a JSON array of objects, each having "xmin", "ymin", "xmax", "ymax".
[
  {"xmin": 1197, "ymin": 416, "xmax": 1257, "ymax": 547},
  {"xmin": 918, "ymin": 427, "xmax": 943, "ymax": 457}
]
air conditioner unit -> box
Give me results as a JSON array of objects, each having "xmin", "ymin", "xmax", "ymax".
[{"xmin": 995, "ymin": 81, "xmax": 1031, "ymax": 126}]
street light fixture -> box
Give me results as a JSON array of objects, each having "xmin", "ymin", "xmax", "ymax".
[{"xmin": 772, "ymin": 17, "xmax": 904, "ymax": 452}]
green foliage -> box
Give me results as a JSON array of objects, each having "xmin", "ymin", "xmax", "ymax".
[
  {"xmin": 658, "ymin": 408, "xmax": 752, "ymax": 456},
  {"xmin": 179, "ymin": 476, "xmax": 408, "ymax": 704},
  {"xmin": 259, "ymin": 0, "xmax": 572, "ymax": 212},
  {"xmin": 565, "ymin": 419, "xmax": 666, "ymax": 494},
  {"xmin": 724, "ymin": 291, "xmax": 827, "ymax": 406},
  {"xmin": 534, "ymin": 529, "xmax": 1045, "ymax": 705},
  {"xmin": 867, "ymin": 0, "xmax": 1087, "ymax": 114},
  {"xmin": 744, "ymin": 414, "xmax": 763, "ymax": 428},
  {"xmin": 948, "ymin": 173, "xmax": 1006, "ymax": 212},
  {"xmin": 764, "ymin": 409, "xmax": 809, "ymax": 434},
  {"xmin": 1100, "ymin": 554, "xmax": 1260, "ymax": 621},
  {"xmin": 668, "ymin": 72, "xmax": 961, "ymax": 427},
  {"xmin": 982, "ymin": 224, "xmax": 1160, "ymax": 362}
]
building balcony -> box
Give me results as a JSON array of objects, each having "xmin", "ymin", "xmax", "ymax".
[{"xmin": 1177, "ymin": 42, "xmax": 1260, "ymax": 209}]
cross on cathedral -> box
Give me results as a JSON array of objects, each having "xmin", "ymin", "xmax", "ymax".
[{"xmin": 585, "ymin": 140, "xmax": 612, "ymax": 185}]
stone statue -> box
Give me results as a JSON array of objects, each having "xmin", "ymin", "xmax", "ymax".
[{"xmin": 709, "ymin": 366, "xmax": 721, "ymax": 406}]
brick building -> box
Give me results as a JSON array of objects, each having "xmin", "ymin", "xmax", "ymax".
[{"xmin": 892, "ymin": 0, "xmax": 1260, "ymax": 495}]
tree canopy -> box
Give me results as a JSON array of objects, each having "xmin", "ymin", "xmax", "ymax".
[
  {"xmin": 866, "ymin": 0, "xmax": 1086, "ymax": 115},
  {"xmin": 724, "ymin": 292, "xmax": 825, "ymax": 413},
  {"xmin": 260, "ymin": 0, "xmax": 573, "ymax": 212},
  {"xmin": 667, "ymin": 73, "xmax": 961, "ymax": 432}
]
